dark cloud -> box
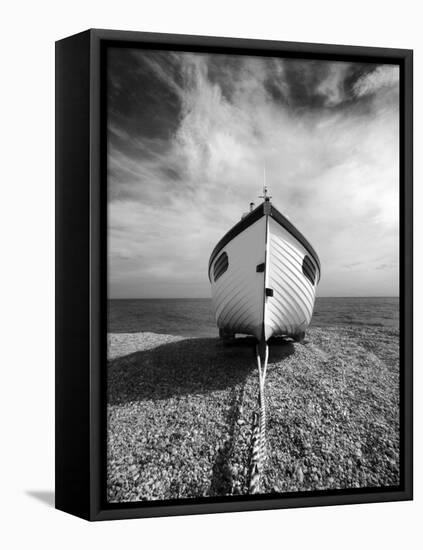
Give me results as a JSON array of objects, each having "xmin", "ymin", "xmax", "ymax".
[
  {"xmin": 206, "ymin": 55, "xmax": 246, "ymax": 101},
  {"xmin": 108, "ymin": 48, "xmax": 182, "ymax": 141}
]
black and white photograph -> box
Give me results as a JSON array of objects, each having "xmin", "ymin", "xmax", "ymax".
[
  {"xmin": 106, "ymin": 46, "xmax": 401, "ymax": 503},
  {"xmin": 2, "ymin": 0, "xmax": 420, "ymax": 542}
]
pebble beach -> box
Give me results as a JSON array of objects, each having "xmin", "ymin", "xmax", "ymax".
[{"xmin": 107, "ymin": 325, "xmax": 400, "ymax": 503}]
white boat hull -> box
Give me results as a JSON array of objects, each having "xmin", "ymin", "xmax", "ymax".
[{"xmin": 209, "ymin": 202, "xmax": 320, "ymax": 341}]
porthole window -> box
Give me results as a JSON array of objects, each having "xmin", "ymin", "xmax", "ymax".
[
  {"xmin": 302, "ymin": 255, "xmax": 316, "ymax": 285},
  {"xmin": 214, "ymin": 252, "xmax": 229, "ymax": 282}
]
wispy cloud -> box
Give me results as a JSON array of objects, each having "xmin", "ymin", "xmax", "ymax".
[
  {"xmin": 108, "ymin": 50, "xmax": 399, "ymax": 298},
  {"xmin": 353, "ymin": 65, "xmax": 399, "ymax": 97}
]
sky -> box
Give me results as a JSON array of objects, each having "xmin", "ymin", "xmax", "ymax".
[{"xmin": 107, "ymin": 47, "xmax": 399, "ymax": 298}]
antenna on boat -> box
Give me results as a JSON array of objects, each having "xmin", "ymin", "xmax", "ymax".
[
  {"xmin": 259, "ymin": 184, "xmax": 272, "ymax": 202},
  {"xmin": 259, "ymin": 164, "xmax": 272, "ymax": 202}
]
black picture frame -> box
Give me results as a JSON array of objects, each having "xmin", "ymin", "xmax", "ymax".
[{"xmin": 55, "ymin": 28, "xmax": 413, "ymax": 521}]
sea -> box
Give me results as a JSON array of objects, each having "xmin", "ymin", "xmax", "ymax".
[{"xmin": 108, "ymin": 297, "xmax": 399, "ymax": 338}]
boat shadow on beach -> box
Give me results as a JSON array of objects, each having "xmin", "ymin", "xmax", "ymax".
[
  {"xmin": 108, "ymin": 336, "xmax": 295, "ymax": 406},
  {"xmin": 107, "ymin": 336, "xmax": 295, "ymax": 499}
]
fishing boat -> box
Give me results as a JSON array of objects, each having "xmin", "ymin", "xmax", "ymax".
[
  {"xmin": 208, "ymin": 187, "xmax": 321, "ymax": 344},
  {"xmin": 209, "ymin": 186, "xmax": 321, "ymax": 493}
]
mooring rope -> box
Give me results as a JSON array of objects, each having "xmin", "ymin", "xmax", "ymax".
[{"xmin": 249, "ymin": 342, "xmax": 269, "ymax": 494}]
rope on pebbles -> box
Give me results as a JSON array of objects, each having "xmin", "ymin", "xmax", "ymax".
[{"xmin": 249, "ymin": 342, "xmax": 269, "ymax": 494}]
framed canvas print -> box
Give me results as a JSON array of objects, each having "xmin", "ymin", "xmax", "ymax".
[{"xmin": 55, "ymin": 29, "xmax": 413, "ymax": 521}]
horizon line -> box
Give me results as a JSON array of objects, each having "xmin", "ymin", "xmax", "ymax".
[{"xmin": 108, "ymin": 296, "xmax": 400, "ymax": 300}]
